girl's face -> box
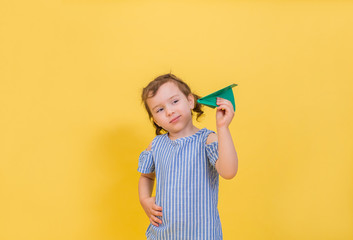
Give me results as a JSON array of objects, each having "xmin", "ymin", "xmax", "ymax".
[{"xmin": 146, "ymin": 81, "xmax": 194, "ymax": 134}]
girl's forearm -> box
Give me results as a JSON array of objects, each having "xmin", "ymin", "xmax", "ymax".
[
  {"xmin": 216, "ymin": 126, "xmax": 238, "ymax": 179},
  {"xmin": 138, "ymin": 174, "xmax": 155, "ymax": 203}
]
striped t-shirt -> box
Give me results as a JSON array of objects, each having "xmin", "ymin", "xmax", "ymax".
[{"xmin": 138, "ymin": 128, "xmax": 222, "ymax": 240}]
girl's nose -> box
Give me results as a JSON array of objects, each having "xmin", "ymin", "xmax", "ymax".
[{"xmin": 165, "ymin": 106, "xmax": 174, "ymax": 116}]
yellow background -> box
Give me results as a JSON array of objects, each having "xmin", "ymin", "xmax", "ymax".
[{"xmin": 1, "ymin": 0, "xmax": 352, "ymax": 239}]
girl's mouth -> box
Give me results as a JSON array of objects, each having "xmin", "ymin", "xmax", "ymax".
[{"xmin": 169, "ymin": 116, "xmax": 181, "ymax": 123}]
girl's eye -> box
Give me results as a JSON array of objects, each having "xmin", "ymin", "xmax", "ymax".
[
  {"xmin": 156, "ymin": 108, "xmax": 163, "ymax": 113},
  {"xmin": 172, "ymin": 99, "xmax": 179, "ymax": 104}
]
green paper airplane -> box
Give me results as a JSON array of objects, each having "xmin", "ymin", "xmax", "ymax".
[{"xmin": 197, "ymin": 84, "xmax": 237, "ymax": 111}]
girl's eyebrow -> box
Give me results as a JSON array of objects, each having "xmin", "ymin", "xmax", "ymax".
[{"xmin": 152, "ymin": 94, "xmax": 179, "ymax": 111}]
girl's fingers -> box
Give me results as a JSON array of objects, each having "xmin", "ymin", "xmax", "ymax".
[
  {"xmin": 151, "ymin": 215, "xmax": 162, "ymax": 224},
  {"xmin": 216, "ymin": 97, "xmax": 231, "ymax": 105},
  {"xmin": 152, "ymin": 209, "xmax": 163, "ymax": 216},
  {"xmin": 153, "ymin": 204, "xmax": 163, "ymax": 211},
  {"xmin": 217, "ymin": 104, "xmax": 232, "ymax": 114},
  {"xmin": 149, "ymin": 217, "xmax": 159, "ymax": 227},
  {"xmin": 217, "ymin": 103, "xmax": 234, "ymax": 114},
  {"xmin": 217, "ymin": 98, "xmax": 234, "ymax": 111}
]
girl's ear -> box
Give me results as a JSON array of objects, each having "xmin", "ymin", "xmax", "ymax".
[{"xmin": 188, "ymin": 94, "xmax": 195, "ymax": 110}]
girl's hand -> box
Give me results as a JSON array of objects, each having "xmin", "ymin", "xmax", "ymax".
[
  {"xmin": 140, "ymin": 196, "xmax": 163, "ymax": 227},
  {"xmin": 216, "ymin": 97, "xmax": 235, "ymax": 129}
]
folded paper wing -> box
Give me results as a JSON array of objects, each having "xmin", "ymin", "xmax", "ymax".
[{"xmin": 197, "ymin": 84, "xmax": 237, "ymax": 111}]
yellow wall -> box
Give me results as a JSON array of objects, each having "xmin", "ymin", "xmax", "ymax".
[{"xmin": 1, "ymin": 1, "xmax": 352, "ymax": 239}]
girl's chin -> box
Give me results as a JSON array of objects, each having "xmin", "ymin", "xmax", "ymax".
[{"xmin": 165, "ymin": 124, "xmax": 183, "ymax": 133}]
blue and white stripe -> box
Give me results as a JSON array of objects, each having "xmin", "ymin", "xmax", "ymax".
[{"xmin": 138, "ymin": 128, "xmax": 222, "ymax": 240}]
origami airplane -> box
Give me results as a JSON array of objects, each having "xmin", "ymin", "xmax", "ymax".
[{"xmin": 197, "ymin": 84, "xmax": 237, "ymax": 111}]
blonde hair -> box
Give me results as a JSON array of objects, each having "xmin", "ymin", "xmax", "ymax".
[{"xmin": 141, "ymin": 73, "xmax": 204, "ymax": 135}]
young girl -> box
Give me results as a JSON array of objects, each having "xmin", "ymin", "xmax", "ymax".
[{"xmin": 138, "ymin": 73, "xmax": 238, "ymax": 240}]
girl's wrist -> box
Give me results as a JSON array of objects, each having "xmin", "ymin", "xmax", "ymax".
[
  {"xmin": 217, "ymin": 125, "xmax": 230, "ymax": 132},
  {"xmin": 139, "ymin": 196, "xmax": 149, "ymax": 205}
]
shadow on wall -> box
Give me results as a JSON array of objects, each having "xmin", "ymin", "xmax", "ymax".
[{"xmin": 86, "ymin": 124, "xmax": 149, "ymax": 238}]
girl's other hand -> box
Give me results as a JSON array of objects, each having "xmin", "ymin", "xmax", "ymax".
[
  {"xmin": 216, "ymin": 97, "xmax": 235, "ymax": 129},
  {"xmin": 140, "ymin": 196, "xmax": 163, "ymax": 227}
]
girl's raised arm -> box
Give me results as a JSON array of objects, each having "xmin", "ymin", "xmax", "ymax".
[{"xmin": 212, "ymin": 97, "xmax": 238, "ymax": 179}]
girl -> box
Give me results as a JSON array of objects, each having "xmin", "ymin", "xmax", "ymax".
[{"xmin": 138, "ymin": 73, "xmax": 238, "ymax": 240}]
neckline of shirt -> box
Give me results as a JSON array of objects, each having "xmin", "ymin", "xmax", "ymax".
[{"xmin": 165, "ymin": 128, "xmax": 207, "ymax": 143}]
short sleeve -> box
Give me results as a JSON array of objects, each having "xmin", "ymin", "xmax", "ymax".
[
  {"xmin": 205, "ymin": 141, "xmax": 219, "ymax": 167},
  {"xmin": 137, "ymin": 150, "xmax": 155, "ymax": 174}
]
